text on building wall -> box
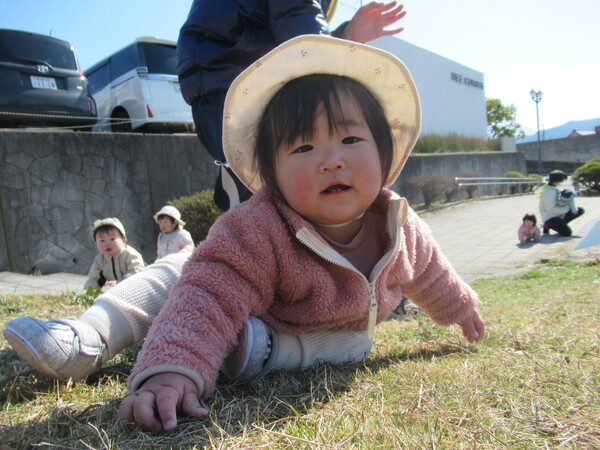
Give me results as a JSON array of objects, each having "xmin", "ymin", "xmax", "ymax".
[{"xmin": 451, "ymin": 72, "xmax": 484, "ymax": 89}]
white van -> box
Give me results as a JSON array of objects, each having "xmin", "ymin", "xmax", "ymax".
[{"xmin": 85, "ymin": 37, "xmax": 194, "ymax": 133}]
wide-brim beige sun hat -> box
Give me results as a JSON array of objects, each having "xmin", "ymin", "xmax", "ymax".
[
  {"xmin": 223, "ymin": 34, "xmax": 421, "ymax": 193},
  {"xmin": 153, "ymin": 205, "xmax": 186, "ymax": 226}
]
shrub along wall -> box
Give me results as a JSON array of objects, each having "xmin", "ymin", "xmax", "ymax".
[{"xmin": 0, "ymin": 131, "xmax": 525, "ymax": 275}]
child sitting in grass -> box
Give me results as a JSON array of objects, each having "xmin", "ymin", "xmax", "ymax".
[
  {"xmin": 153, "ymin": 205, "xmax": 194, "ymax": 260},
  {"xmin": 4, "ymin": 218, "xmax": 145, "ymax": 381},
  {"xmin": 84, "ymin": 218, "xmax": 145, "ymax": 289}
]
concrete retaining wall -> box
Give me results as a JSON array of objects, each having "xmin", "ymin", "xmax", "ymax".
[
  {"xmin": 0, "ymin": 130, "xmax": 216, "ymax": 275},
  {"xmin": 393, "ymin": 151, "xmax": 527, "ymax": 201},
  {"xmin": 517, "ymin": 133, "xmax": 600, "ymax": 174},
  {"xmin": 0, "ymin": 130, "xmax": 525, "ymax": 275}
]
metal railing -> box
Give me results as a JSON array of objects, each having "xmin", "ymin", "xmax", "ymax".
[{"xmin": 455, "ymin": 177, "xmax": 541, "ymax": 186}]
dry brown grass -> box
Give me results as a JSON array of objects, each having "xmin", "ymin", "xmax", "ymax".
[{"xmin": 1, "ymin": 259, "xmax": 598, "ymax": 448}]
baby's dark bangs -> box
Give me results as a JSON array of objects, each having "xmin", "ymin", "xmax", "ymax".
[
  {"xmin": 264, "ymin": 74, "xmax": 349, "ymax": 149},
  {"xmin": 254, "ymin": 74, "xmax": 348, "ymax": 190}
]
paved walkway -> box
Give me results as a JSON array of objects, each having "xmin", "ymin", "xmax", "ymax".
[
  {"xmin": 421, "ymin": 194, "xmax": 600, "ymax": 281},
  {"xmin": 0, "ymin": 271, "xmax": 87, "ymax": 296},
  {"xmin": 0, "ymin": 194, "xmax": 599, "ymax": 295}
]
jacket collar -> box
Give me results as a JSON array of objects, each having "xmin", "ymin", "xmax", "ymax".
[{"xmin": 267, "ymin": 188, "xmax": 408, "ymax": 272}]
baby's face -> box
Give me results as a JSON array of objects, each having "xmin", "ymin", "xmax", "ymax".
[
  {"xmin": 95, "ymin": 229, "xmax": 125, "ymax": 257},
  {"xmin": 524, "ymin": 219, "xmax": 535, "ymax": 229},
  {"xmin": 157, "ymin": 217, "xmax": 175, "ymax": 234},
  {"xmin": 274, "ymin": 92, "xmax": 382, "ymax": 237}
]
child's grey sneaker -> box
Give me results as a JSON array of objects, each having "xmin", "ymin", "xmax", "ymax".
[
  {"xmin": 386, "ymin": 297, "xmax": 423, "ymax": 321},
  {"xmin": 3, "ymin": 317, "xmax": 107, "ymax": 381},
  {"xmin": 221, "ymin": 316, "xmax": 279, "ymax": 381}
]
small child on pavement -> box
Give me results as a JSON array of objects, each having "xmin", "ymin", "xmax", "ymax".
[
  {"xmin": 518, "ymin": 213, "xmax": 541, "ymax": 244},
  {"xmin": 154, "ymin": 206, "xmax": 194, "ymax": 260}
]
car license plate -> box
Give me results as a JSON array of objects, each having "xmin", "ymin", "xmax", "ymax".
[{"xmin": 31, "ymin": 76, "xmax": 57, "ymax": 89}]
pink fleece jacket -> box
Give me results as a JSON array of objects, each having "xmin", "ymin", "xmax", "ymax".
[
  {"xmin": 128, "ymin": 188, "xmax": 479, "ymax": 397},
  {"xmin": 518, "ymin": 223, "xmax": 541, "ymax": 244}
]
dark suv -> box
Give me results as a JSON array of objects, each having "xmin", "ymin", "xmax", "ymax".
[{"xmin": 0, "ymin": 29, "xmax": 97, "ymax": 129}]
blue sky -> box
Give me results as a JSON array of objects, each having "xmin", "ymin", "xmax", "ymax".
[{"xmin": 2, "ymin": 0, "xmax": 599, "ymax": 132}]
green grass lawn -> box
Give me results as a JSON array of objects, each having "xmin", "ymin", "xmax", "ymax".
[{"xmin": 1, "ymin": 259, "xmax": 598, "ymax": 448}]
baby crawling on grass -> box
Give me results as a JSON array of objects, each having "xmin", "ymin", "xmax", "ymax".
[{"xmin": 118, "ymin": 35, "xmax": 485, "ymax": 431}]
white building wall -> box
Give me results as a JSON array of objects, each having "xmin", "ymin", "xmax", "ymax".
[{"xmin": 370, "ymin": 36, "xmax": 487, "ymax": 139}]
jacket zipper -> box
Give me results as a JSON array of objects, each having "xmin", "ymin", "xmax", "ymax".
[
  {"xmin": 367, "ymin": 285, "xmax": 378, "ymax": 339},
  {"xmin": 293, "ymin": 195, "xmax": 406, "ymax": 340},
  {"xmin": 296, "ymin": 229, "xmax": 383, "ymax": 339},
  {"xmin": 111, "ymin": 256, "xmax": 117, "ymax": 281}
]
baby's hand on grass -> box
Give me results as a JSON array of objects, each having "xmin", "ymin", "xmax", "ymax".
[
  {"xmin": 458, "ymin": 310, "xmax": 485, "ymax": 343},
  {"xmin": 118, "ymin": 372, "xmax": 208, "ymax": 432}
]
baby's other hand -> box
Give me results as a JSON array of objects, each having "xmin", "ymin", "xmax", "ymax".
[
  {"xmin": 104, "ymin": 280, "xmax": 117, "ymax": 288},
  {"xmin": 118, "ymin": 372, "xmax": 208, "ymax": 432},
  {"xmin": 458, "ymin": 310, "xmax": 485, "ymax": 343}
]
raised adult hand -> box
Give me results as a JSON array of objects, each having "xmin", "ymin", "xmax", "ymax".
[{"xmin": 344, "ymin": 2, "xmax": 407, "ymax": 43}]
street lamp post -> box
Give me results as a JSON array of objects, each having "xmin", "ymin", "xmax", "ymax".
[{"xmin": 530, "ymin": 89, "xmax": 544, "ymax": 174}]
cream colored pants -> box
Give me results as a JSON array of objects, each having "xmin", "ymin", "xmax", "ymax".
[{"xmin": 79, "ymin": 252, "xmax": 373, "ymax": 370}]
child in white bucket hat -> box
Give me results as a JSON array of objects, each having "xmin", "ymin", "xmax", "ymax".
[
  {"xmin": 118, "ymin": 35, "xmax": 484, "ymax": 431},
  {"xmin": 153, "ymin": 205, "xmax": 194, "ymax": 260}
]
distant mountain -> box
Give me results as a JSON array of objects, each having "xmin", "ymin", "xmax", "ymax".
[{"xmin": 517, "ymin": 118, "xmax": 600, "ymax": 143}]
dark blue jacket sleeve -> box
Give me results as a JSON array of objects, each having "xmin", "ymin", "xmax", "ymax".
[
  {"xmin": 177, "ymin": 0, "xmax": 339, "ymax": 104},
  {"xmin": 268, "ymin": 0, "xmax": 330, "ymax": 43}
]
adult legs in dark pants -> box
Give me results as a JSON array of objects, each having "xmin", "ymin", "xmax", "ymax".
[
  {"xmin": 543, "ymin": 207, "xmax": 585, "ymax": 236},
  {"xmin": 192, "ymin": 91, "xmax": 253, "ymax": 211}
]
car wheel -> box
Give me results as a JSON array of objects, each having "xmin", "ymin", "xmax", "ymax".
[{"xmin": 111, "ymin": 109, "xmax": 132, "ymax": 132}]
